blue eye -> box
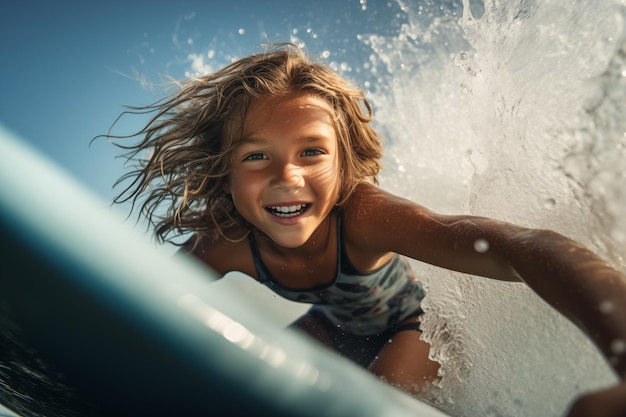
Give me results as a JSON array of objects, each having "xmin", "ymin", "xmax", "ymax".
[
  {"xmin": 302, "ymin": 149, "xmax": 324, "ymax": 157},
  {"xmin": 243, "ymin": 153, "xmax": 267, "ymax": 161}
]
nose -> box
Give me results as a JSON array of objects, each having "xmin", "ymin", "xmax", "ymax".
[{"xmin": 271, "ymin": 163, "xmax": 305, "ymax": 192}]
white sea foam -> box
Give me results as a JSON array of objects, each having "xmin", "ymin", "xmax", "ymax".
[{"xmin": 363, "ymin": 0, "xmax": 625, "ymax": 415}]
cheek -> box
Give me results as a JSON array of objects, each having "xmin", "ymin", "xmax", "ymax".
[
  {"xmin": 314, "ymin": 156, "xmax": 342, "ymax": 198},
  {"xmin": 227, "ymin": 181, "xmax": 252, "ymax": 220},
  {"xmin": 227, "ymin": 171, "xmax": 264, "ymax": 207},
  {"xmin": 332, "ymin": 151, "xmax": 343, "ymax": 189}
]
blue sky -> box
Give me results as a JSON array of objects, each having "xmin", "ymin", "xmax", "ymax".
[{"xmin": 0, "ymin": 0, "xmax": 405, "ymax": 205}]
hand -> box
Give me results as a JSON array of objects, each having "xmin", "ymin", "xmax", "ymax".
[{"xmin": 565, "ymin": 381, "xmax": 626, "ymax": 417}]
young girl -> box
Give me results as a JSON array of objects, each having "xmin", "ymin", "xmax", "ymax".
[{"xmin": 109, "ymin": 43, "xmax": 626, "ymax": 415}]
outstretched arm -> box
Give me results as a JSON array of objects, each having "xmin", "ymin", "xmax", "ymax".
[{"xmin": 347, "ymin": 184, "xmax": 626, "ymax": 398}]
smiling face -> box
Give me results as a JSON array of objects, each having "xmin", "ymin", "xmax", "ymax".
[{"xmin": 227, "ymin": 93, "xmax": 341, "ymax": 249}]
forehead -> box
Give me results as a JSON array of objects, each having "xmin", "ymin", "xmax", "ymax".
[{"xmin": 242, "ymin": 93, "xmax": 335, "ymax": 137}]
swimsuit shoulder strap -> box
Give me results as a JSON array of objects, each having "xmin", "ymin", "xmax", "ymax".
[
  {"xmin": 337, "ymin": 216, "xmax": 361, "ymax": 275},
  {"xmin": 247, "ymin": 232, "xmax": 273, "ymax": 283}
]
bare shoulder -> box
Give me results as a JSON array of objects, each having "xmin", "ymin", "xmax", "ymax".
[
  {"xmin": 341, "ymin": 183, "xmax": 438, "ymax": 266},
  {"xmin": 181, "ymin": 233, "xmax": 257, "ymax": 278},
  {"xmin": 343, "ymin": 182, "xmax": 436, "ymax": 237}
]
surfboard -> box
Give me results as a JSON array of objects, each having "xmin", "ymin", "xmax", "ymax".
[{"xmin": 0, "ymin": 124, "xmax": 451, "ymax": 417}]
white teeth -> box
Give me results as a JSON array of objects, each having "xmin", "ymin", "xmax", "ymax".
[
  {"xmin": 268, "ymin": 204, "xmax": 308, "ymax": 217},
  {"xmin": 273, "ymin": 204, "xmax": 303, "ymax": 213}
]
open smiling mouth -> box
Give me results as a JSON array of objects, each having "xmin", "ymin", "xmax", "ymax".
[{"xmin": 266, "ymin": 204, "xmax": 311, "ymax": 218}]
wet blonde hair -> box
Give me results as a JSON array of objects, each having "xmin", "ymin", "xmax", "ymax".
[{"xmin": 109, "ymin": 43, "xmax": 383, "ymax": 244}]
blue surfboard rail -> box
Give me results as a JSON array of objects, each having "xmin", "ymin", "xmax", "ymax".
[{"xmin": 0, "ymin": 124, "xmax": 450, "ymax": 417}]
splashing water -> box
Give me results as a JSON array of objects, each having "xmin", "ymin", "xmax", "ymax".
[{"xmin": 363, "ymin": 0, "xmax": 626, "ymax": 416}]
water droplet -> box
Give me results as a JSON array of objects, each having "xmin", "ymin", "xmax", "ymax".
[
  {"xmin": 599, "ymin": 301, "xmax": 615, "ymax": 314},
  {"xmin": 474, "ymin": 239, "xmax": 489, "ymax": 253}
]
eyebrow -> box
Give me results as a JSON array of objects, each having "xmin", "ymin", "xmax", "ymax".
[
  {"xmin": 237, "ymin": 135, "xmax": 330, "ymax": 145},
  {"xmin": 237, "ymin": 136, "xmax": 268, "ymax": 146}
]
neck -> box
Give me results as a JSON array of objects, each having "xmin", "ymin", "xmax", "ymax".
[{"xmin": 256, "ymin": 215, "xmax": 335, "ymax": 259}]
